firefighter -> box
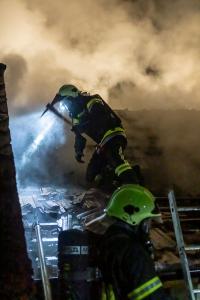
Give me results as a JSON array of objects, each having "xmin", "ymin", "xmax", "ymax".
[
  {"xmin": 96, "ymin": 184, "xmax": 173, "ymax": 300},
  {"xmin": 55, "ymin": 84, "xmax": 139, "ymax": 185}
]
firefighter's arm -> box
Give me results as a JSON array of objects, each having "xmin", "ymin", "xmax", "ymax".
[{"xmin": 73, "ymin": 129, "xmax": 86, "ymax": 163}]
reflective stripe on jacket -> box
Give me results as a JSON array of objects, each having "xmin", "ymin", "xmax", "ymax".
[
  {"xmin": 71, "ymin": 94, "xmax": 123, "ymax": 153},
  {"xmin": 87, "ymin": 98, "xmax": 103, "ymax": 112},
  {"xmin": 115, "ymin": 161, "xmax": 132, "ymax": 176},
  {"xmin": 72, "ymin": 110, "xmax": 87, "ymax": 126},
  {"xmin": 128, "ymin": 276, "xmax": 162, "ymax": 300},
  {"xmin": 99, "ymin": 127, "xmax": 126, "ymax": 147}
]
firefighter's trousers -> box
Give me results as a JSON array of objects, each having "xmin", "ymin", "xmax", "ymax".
[{"xmin": 86, "ymin": 135, "xmax": 138, "ymax": 185}]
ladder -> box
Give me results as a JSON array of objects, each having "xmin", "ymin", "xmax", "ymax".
[
  {"xmin": 34, "ymin": 222, "xmax": 53, "ymax": 300},
  {"xmin": 168, "ymin": 190, "xmax": 200, "ymax": 300},
  {"xmin": 33, "ymin": 214, "xmax": 74, "ymax": 300}
]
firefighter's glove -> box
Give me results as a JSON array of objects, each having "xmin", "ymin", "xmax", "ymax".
[{"xmin": 75, "ymin": 153, "xmax": 85, "ymax": 163}]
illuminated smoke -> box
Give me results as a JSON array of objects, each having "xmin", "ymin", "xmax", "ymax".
[
  {"xmin": 0, "ymin": 0, "xmax": 200, "ymax": 111},
  {"xmin": 9, "ymin": 111, "xmax": 77, "ymax": 187},
  {"xmin": 1, "ymin": 0, "xmax": 200, "ymax": 194},
  {"xmin": 20, "ymin": 114, "xmax": 55, "ymax": 167}
]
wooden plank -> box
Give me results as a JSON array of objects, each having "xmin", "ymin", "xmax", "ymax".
[{"xmin": 150, "ymin": 228, "xmax": 176, "ymax": 249}]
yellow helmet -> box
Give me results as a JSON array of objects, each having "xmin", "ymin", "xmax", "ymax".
[
  {"xmin": 105, "ymin": 184, "xmax": 160, "ymax": 226},
  {"xmin": 58, "ymin": 84, "xmax": 80, "ymax": 98}
]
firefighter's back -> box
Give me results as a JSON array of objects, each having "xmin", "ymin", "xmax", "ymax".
[{"xmin": 99, "ymin": 221, "xmax": 173, "ymax": 300}]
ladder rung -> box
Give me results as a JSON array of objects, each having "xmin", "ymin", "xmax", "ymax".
[
  {"xmin": 178, "ymin": 207, "xmax": 200, "ymax": 212},
  {"xmin": 185, "ymin": 245, "xmax": 200, "ymax": 251},
  {"xmin": 193, "ymin": 289, "xmax": 200, "ymax": 294},
  {"xmin": 37, "ymin": 222, "xmax": 58, "ymax": 226},
  {"xmin": 32, "ymin": 237, "xmax": 58, "ymax": 242},
  {"xmin": 36, "ymin": 256, "xmax": 58, "ymax": 261}
]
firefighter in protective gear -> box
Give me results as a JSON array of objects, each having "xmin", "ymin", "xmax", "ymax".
[
  {"xmin": 98, "ymin": 184, "xmax": 173, "ymax": 300},
  {"xmin": 55, "ymin": 84, "xmax": 139, "ymax": 185}
]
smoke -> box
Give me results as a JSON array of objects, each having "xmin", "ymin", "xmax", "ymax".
[
  {"xmin": 0, "ymin": 0, "xmax": 200, "ymax": 111},
  {"xmin": 1, "ymin": 0, "xmax": 200, "ymax": 194},
  {"xmin": 10, "ymin": 111, "xmax": 87, "ymax": 188},
  {"xmin": 119, "ymin": 109, "xmax": 200, "ymax": 196},
  {"xmin": 2, "ymin": 54, "xmax": 28, "ymax": 105}
]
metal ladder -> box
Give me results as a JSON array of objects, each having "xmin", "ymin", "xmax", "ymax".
[
  {"xmin": 33, "ymin": 214, "xmax": 74, "ymax": 300},
  {"xmin": 168, "ymin": 190, "xmax": 200, "ymax": 300},
  {"xmin": 34, "ymin": 222, "xmax": 53, "ymax": 300}
]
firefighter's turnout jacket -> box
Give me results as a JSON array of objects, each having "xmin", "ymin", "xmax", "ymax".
[
  {"xmin": 70, "ymin": 94, "xmax": 125, "ymax": 155},
  {"xmin": 70, "ymin": 93, "xmax": 136, "ymax": 184},
  {"xmin": 99, "ymin": 221, "xmax": 173, "ymax": 300}
]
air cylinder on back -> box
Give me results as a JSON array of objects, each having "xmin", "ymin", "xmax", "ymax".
[{"xmin": 58, "ymin": 229, "xmax": 102, "ymax": 300}]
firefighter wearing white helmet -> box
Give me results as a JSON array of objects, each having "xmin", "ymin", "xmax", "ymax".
[{"xmin": 55, "ymin": 84, "xmax": 139, "ymax": 186}]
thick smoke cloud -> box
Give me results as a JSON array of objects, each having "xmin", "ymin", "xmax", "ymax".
[
  {"xmin": 0, "ymin": 0, "xmax": 200, "ymax": 110},
  {"xmin": 1, "ymin": 0, "xmax": 200, "ymax": 195}
]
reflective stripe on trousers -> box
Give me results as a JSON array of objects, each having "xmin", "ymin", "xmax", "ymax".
[
  {"xmin": 128, "ymin": 276, "xmax": 162, "ymax": 300},
  {"xmin": 115, "ymin": 161, "xmax": 132, "ymax": 176},
  {"xmin": 101, "ymin": 283, "xmax": 116, "ymax": 300}
]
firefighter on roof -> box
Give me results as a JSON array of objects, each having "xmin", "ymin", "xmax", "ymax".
[{"xmin": 55, "ymin": 84, "xmax": 139, "ymax": 185}]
